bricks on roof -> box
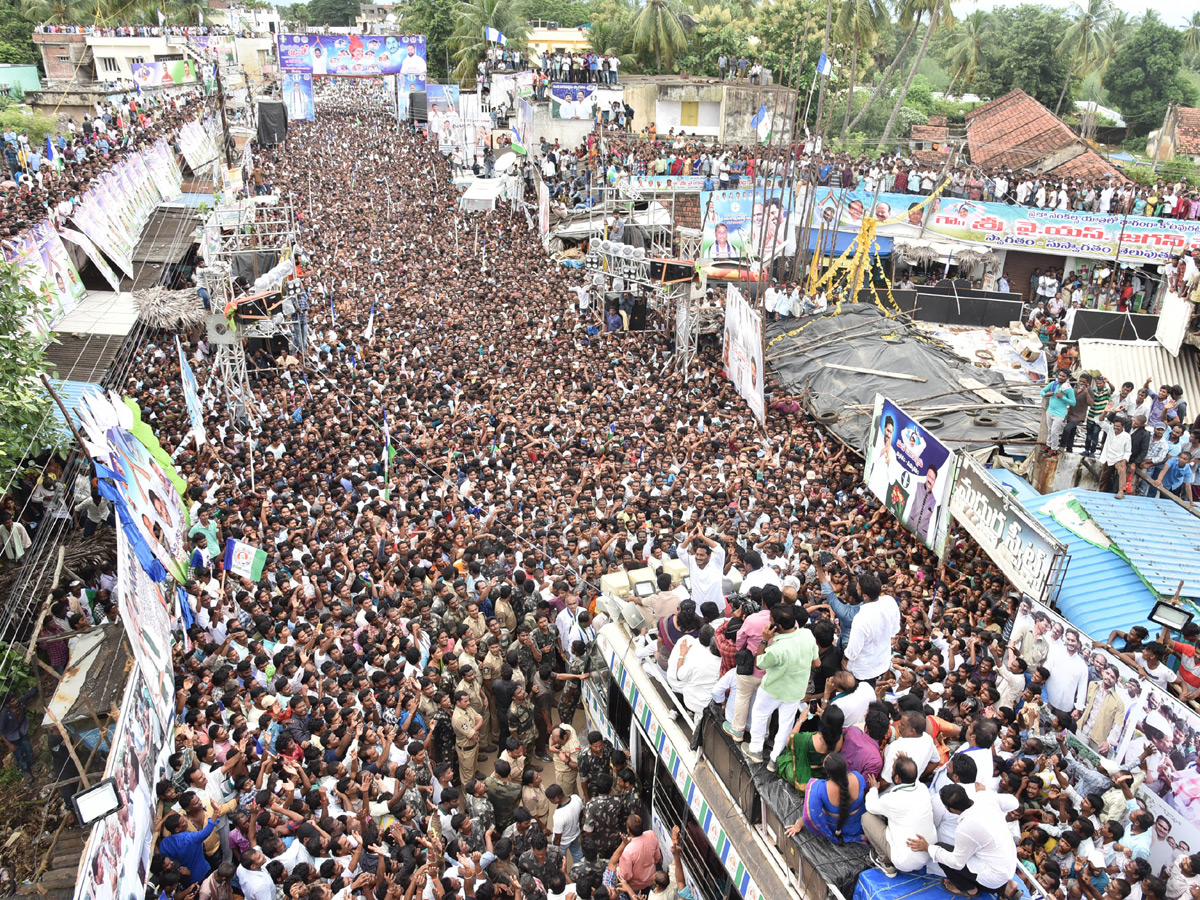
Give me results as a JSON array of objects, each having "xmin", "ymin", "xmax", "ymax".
[
  {"xmin": 910, "ymin": 123, "xmax": 948, "ymax": 142},
  {"xmin": 1176, "ymin": 107, "xmax": 1200, "ymax": 155},
  {"xmin": 964, "ymin": 88, "xmax": 1122, "ymax": 180}
]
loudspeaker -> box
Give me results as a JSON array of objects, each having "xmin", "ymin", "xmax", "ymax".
[
  {"xmin": 206, "ymin": 312, "xmax": 237, "ymax": 345},
  {"xmin": 649, "ymin": 258, "xmax": 695, "ymax": 284},
  {"xmin": 409, "ymin": 91, "xmax": 427, "ymax": 122}
]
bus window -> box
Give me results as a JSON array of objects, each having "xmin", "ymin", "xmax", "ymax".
[
  {"xmin": 652, "ymin": 754, "xmax": 739, "ymax": 900},
  {"xmin": 606, "ymin": 673, "xmax": 633, "ymax": 744}
]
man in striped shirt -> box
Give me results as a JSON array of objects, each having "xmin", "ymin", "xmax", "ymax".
[{"xmin": 1084, "ymin": 375, "xmax": 1113, "ymax": 458}]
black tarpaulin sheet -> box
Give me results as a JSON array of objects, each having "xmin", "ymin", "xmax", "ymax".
[
  {"xmin": 765, "ymin": 306, "xmax": 1041, "ymax": 454},
  {"xmin": 257, "ymin": 101, "xmax": 288, "ymax": 146},
  {"xmin": 704, "ymin": 708, "xmax": 873, "ymax": 897}
]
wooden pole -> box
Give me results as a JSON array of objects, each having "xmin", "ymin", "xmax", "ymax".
[
  {"xmin": 24, "ymin": 547, "xmax": 65, "ymax": 664},
  {"xmin": 44, "ymin": 708, "xmax": 90, "ymax": 789}
]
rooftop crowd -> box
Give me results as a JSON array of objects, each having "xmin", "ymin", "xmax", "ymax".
[
  {"xmin": 0, "ymin": 89, "xmax": 209, "ymax": 238},
  {"xmin": 33, "ymin": 78, "xmax": 1200, "ymax": 900}
]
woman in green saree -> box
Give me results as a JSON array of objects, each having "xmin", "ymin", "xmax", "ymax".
[{"xmin": 776, "ymin": 704, "xmax": 845, "ymax": 791}]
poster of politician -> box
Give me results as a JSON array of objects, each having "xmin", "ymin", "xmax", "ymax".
[
  {"xmin": 278, "ymin": 33, "xmax": 427, "ymax": 81},
  {"xmin": 700, "ymin": 188, "xmax": 795, "ymax": 261},
  {"xmin": 551, "ymin": 84, "xmax": 596, "ymax": 120},
  {"xmin": 283, "ymin": 72, "xmax": 314, "ymax": 121},
  {"xmin": 721, "ymin": 285, "xmax": 764, "ymax": 423},
  {"xmin": 864, "ymin": 396, "xmax": 955, "ymax": 555}
]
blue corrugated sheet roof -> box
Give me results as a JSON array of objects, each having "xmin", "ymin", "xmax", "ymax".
[
  {"xmin": 46, "ymin": 379, "xmax": 95, "ymax": 430},
  {"xmin": 1070, "ymin": 493, "xmax": 1200, "ymax": 601},
  {"xmin": 1021, "ymin": 489, "xmax": 1158, "ymax": 640}
]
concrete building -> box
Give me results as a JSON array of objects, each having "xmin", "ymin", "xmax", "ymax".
[
  {"xmin": 526, "ymin": 24, "xmax": 592, "ymax": 56},
  {"xmin": 356, "ymin": 2, "xmax": 401, "ymax": 29},
  {"xmin": 621, "ymin": 77, "xmax": 795, "ymax": 144}
]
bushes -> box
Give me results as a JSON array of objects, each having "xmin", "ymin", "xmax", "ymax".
[{"xmin": 0, "ymin": 108, "xmax": 57, "ymax": 143}]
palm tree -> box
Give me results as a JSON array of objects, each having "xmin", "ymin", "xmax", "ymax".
[
  {"xmin": 879, "ymin": 0, "xmax": 949, "ymax": 146},
  {"xmin": 844, "ymin": 1, "xmax": 923, "ymax": 136},
  {"xmin": 632, "ymin": 0, "xmax": 687, "ymax": 73},
  {"xmin": 835, "ymin": 0, "xmax": 886, "ymax": 140},
  {"xmin": 814, "ymin": 0, "xmax": 834, "ymax": 135},
  {"xmin": 588, "ymin": 19, "xmax": 636, "ymax": 72},
  {"xmin": 1053, "ymin": 0, "xmax": 1112, "ymax": 116},
  {"xmin": 20, "ymin": 0, "xmax": 91, "ymax": 24},
  {"xmin": 1102, "ymin": 9, "xmax": 1133, "ymax": 56},
  {"xmin": 1183, "ymin": 11, "xmax": 1200, "ymax": 60},
  {"xmin": 450, "ymin": 0, "xmax": 529, "ymax": 86},
  {"xmin": 944, "ymin": 10, "xmax": 988, "ymax": 96}
]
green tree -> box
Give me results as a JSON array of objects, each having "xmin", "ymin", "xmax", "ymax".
[
  {"xmin": 754, "ymin": 0, "xmax": 822, "ymax": 89},
  {"xmin": 306, "ymin": 0, "xmax": 358, "ymax": 27},
  {"xmin": 19, "ymin": 0, "xmax": 89, "ymax": 25},
  {"xmin": 524, "ymin": 0, "xmax": 590, "ymax": 27},
  {"xmin": 450, "ymin": 0, "xmax": 529, "ymax": 85},
  {"xmin": 973, "ymin": 6, "xmax": 1074, "ymax": 110},
  {"xmin": 1183, "ymin": 11, "xmax": 1200, "ymax": 61},
  {"xmin": 1053, "ymin": 0, "xmax": 1112, "ymax": 115},
  {"xmin": 1106, "ymin": 20, "xmax": 1198, "ymax": 137},
  {"xmin": 404, "ymin": 0, "xmax": 455, "ymax": 80},
  {"xmin": 632, "ymin": 0, "xmax": 686, "ymax": 73},
  {"xmin": 673, "ymin": 4, "xmax": 749, "ymax": 77},
  {"xmin": 587, "ymin": 16, "xmax": 636, "ymax": 73},
  {"xmin": 0, "ymin": 0, "xmax": 37, "ymax": 65},
  {"xmin": 0, "ymin": 260, "xmax": 64, "ymax": 489},
  {"xmin": 943, "ymin": 9, "xmax": 988, "ymax": 96}
]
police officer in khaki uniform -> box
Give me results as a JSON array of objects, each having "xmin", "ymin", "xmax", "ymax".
[
  {"xmin": 452, "ymin": 689, "xmax": 483, "ymax": 783},
  {"xmin": 457, "ymin": 665, "xmax": 495, "ymax": 754},
  {"xmin": 480, "ymin": 636, "xmax": 505, "ymax": 751}
]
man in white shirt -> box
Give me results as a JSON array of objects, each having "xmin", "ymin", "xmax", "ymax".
[
  {"xmin": 844, "ymin": 573, "xmax": 900, "ymax": 683},
  {"xmin": 827, "ymin": 671, "xmax": 874, "ymax": 729},
  {"xmin": 1045, "ymin": 628, "xmax": 1090, "ymax": 726},
  {"xmin": 864, "ymin": 756, "xmax": 936, "ymax": 874},
  {"xmin": 882, "ymin": 710, "xmax": 938, "ymax": 783},
  {"xmin": 236, "ymin": 850, "xmax": 276, "ymax": 900},
  {"xmin": 547, "ymin": 784, "xmax": 584, "ymax": 862},
  {"xmin": 1098, "ymin": 416, "xmax": 1132, "ymax": 498},
  {"xmin": 739, "ymin": 549, "xmax": 781, "ymax": 594},
  {"xmin": 908, "ymin": 785, "xmax": 1020, "ymax": 896},
  {"xmin": 676, "ymin": 529, "xmax": 726, "ymax": 610}
]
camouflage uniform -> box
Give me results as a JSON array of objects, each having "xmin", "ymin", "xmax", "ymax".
[
  {"xmin": 502, "ymin": 821, "xmax": 538, "ymax": 859},
  {"xmin": 465, "ymin": 791, "xmax": 496, "ymax": 837},
  {"xmin": 431, "ymin": 707, "xmax": 456, "ymax": 768},
  {"xmin": 582, "ymin": 793, "xmax": 626, "ymax": 857},
  {"xmin": 510, "ymin": 695, "xmax": 537, "ymax": 757},
  {"xmin": 558, "ymin": 656, "xmax": 586, "ymax": 723},
  {"xmin": 486, "ymin": 773, "xmax": 523, "ymax": 831},
  {"xmin": 518, "ymin": 847, "xmax": 566, "ymax": 886},
  {"xmin": 569, "ymin": 857, "xmax": 608, "ymax": 888},
  {"xmin": 577, "ymin": 741, "xmax": 614, "ymax": 796}
]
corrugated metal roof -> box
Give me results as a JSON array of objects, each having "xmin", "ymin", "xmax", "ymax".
[
  {"xmin": 1072, "ymin": 493, "xmax": 1200, "ymax": 600},
  {"xmin": 980, "ymin": 466, "xmax": 1043, "ymax": 505},
  {"xmin": 45, "ymin": 379, "xmax": 94, "ymax": 429},
  {"xmin": 44, "ymin": 332, "xmax": 125, "ymax": 384},
  {"xmin": 1077, "ymin": 340, "xmax": 1200, "ymax": 412},
  {"xmin": 1022, "ymin": 489, "xmax": 1158, "ymax": 640}
]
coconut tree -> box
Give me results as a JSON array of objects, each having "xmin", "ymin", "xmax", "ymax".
[
  {"xmin": 843, "ymin": 0, "xmax": 923, "ymax": 136},
  {"xmin": 20, "ymin": 0, "xmax": 91, "ymax": 25},
  {"xmin": 879, "ymin": 0, "xmax": 950, "ymax": 146},
  {"xmin": 588, "ymin": 18, "xmax": 637, "ymax": 72},
  {"xmin": 944, "ymin": 10, "xmax": 989, "ymax": 96},
  {"xmin": 450, "ymin": 0, "xmax": 529, "ymax": 86},
  {"xmin": 835, "ymin": 0, "xmax": 887, "ymax": 140},
  {"xmin": 632, "ymin": 0, "xmax": 687, "ymax": 73},
  {"xmin": 1182, "ymin": 10, "xmax": 1200, "ymax": 60},
  {"xmin": 1053, "ymin": 0, "xmax": 1113, "ymax": 115}
]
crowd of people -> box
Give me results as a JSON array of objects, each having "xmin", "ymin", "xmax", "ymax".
[
  {"xmin": 0, "ymin": 89, "xmax": 209, "ymax": 237},
  {"xmin": 22, "ymin": 76, "xmax": 1200, "ymax": 900}
]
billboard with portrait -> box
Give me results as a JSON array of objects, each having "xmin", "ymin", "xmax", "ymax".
[
  {"xmin": 72, "ymin": 664, "xmax": 172, "ymax": 900},
  {"xmin": 551, "ymin": 83, "xmax": 596, "ymax": 120},
  {"xmin": 700, "ymin": 187, "xmax": 796, "ymax": 261},
  {"xmin": 282, "ymin": 71, "xmax": 314, "ymax": 121},
  {"xmin": 277, "ymin": 33, "xmax": 427, "ymax": 90},
  {"xmin": 130, "ymin": 60, "xmax": 196, "ymax": 88},
  {"xmin": 722, "ymin": 285, "xmax": 764, "ymax": 423},
  {"xmin": 2, "ymin": 219, "xmax": 87, "ymax": 327},
  {"xmin": 864, "ymin": 395, "xmax": 955, "ymax": 556},
  {"xmin": 1013, "ymin": 598, "xmax": 1200, "ymax": 875},
  {"xmin": 77, "ymin": 389, "xmax": 190, "ymax": 584}
]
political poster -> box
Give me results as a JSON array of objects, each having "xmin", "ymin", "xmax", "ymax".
[
  {"xmin": 277, "ymin": 33, "xmax": 427, "ymax": 88},
  {"xmin": 699, "ymin": 187, "xmax": 796, "ymax": 261},
  {"xmin": 1, "ymin": 219, "xmax": 87, "ymax": 326},
  {"xmin": 864, "ymin": 396, "xmax": 955, "ymax": 556},
  {"xmin": 76, "ymin": 389, "xmax": 190, "ymax": 584},
  {"xmin": 515, "ymin": 70, "xmax": 535, "ymax": 99},
  {"xmin": 947, "ymin": 455, "xmax": 1064, "ymax": 600},
  {"xmin": 1017, "ymin": 597, "xmax": 1200, "ymax": 870},
  {"xmin": 130, "ymin": 60, "xmax": 196, "ymax": 88},
  {"xmin": 551, "ymin": 83, "xmax": 595, "ymax": 120},
  {"xmin": 922, "ymin": 197, "xmax": 1200, "ymax": 265},
  {"xmin": 722, "ymin": 285, "xmax": 764, "ymax": 423},
  {"xmin": 59, "ymin": 228, "xmax": 121, "ymax": 292},
  {"xmin": 426, "ymin": 83, "xmax": 460, "ymax": 116},
  {"xmin": 72, "ymin": 664, "xmax": 172, "ymax": 900},
  {"xmin": 627, "ymin": 174, "xmax": 710, "ymax": 192},
  {"xmin": 806, "ymin": 186, "xmax": 927, "ymax": 230},
  {"xmin": 176, "ymin": 337, "xmax": 206, "ymax": 448},
  {"xmin": 282, "ymin": 71, "xmax": 315, "ymax": 121},
  {"xmin": 116, "ymin": 524, "xmax": 177, "ymax": 723}
]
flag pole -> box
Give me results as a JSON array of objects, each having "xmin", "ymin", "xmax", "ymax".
[{"xmin": 801, "ymin": 69, "xmax": 819, "ymax": 131}]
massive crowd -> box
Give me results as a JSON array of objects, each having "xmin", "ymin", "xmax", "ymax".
[{"xmin": 18, "ymin": 78, "xmax": 1200, "ymax": 900}]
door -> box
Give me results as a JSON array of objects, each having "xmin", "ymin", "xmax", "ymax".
[{"xmin": 681, "ymin": 101, "xmax": 699, "ymax": 128}]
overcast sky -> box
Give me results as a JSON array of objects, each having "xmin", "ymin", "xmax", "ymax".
[{"xmin": 949, "ymin": 0, "xmax": 1191, "ymax": 26}]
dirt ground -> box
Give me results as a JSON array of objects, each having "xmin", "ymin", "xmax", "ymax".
[{"xmin": 0, "ymin": 735, "xmax": 70, "ymax": 890}]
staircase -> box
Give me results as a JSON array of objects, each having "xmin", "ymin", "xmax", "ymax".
[{"xmin": 15, "ymin": 819, "xmax": 86, "ymax": 900}]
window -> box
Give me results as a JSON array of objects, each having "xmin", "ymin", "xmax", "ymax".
[
  {"xmin": 100, "ymin": 57, "xmax": 119, "ymax": 72},
  {"xmin": 56, "ymin": 56, "xmax": 71, "ymax": 62},
  {"xmin": 652, "ymin": 753, "xmax": 740, "ymax": 900},
  {"xmin": 127, "ymin": 56, "xmax": 143, "ymax": 66}
]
